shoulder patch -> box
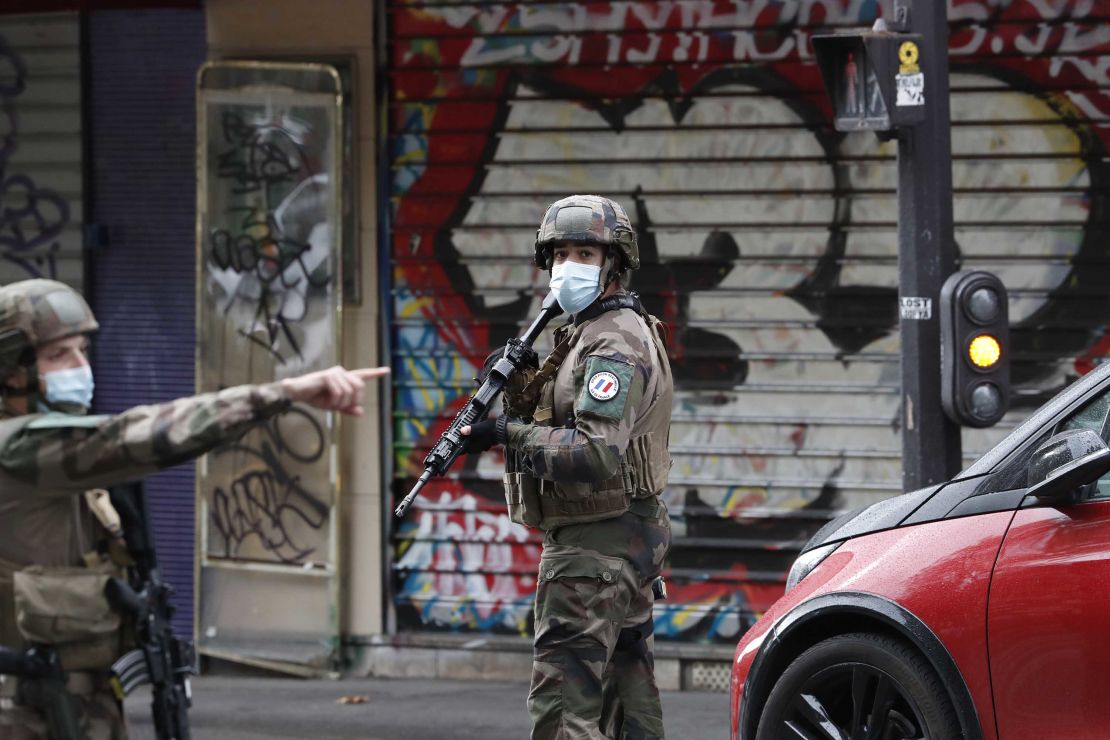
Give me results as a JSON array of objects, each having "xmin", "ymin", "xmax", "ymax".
[
  {"xmin": 587, "ymin": 371, "xmax": 620, "ymax": 401},
  {"xmin": 577, "ymin": 356, "xmax": 634, "ymax": 421},
  {"xmin": 26, "ymin": 413, "xmax": 109, "ymax": 431}
]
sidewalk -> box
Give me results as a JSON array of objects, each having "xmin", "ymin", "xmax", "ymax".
[{"xmin": 125, "ymin": 674, "xmax": 731, "ymax": 739}]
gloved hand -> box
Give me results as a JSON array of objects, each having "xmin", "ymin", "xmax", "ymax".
[{"xmin": 460, "ymin": 416, "xmax": 508, "ymax": 454}]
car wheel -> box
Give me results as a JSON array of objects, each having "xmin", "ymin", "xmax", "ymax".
[{"xmin": 755, "ymin": 632, "xmax": 961, "ymax": 740}]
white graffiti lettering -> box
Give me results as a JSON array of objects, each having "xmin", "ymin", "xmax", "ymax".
[
  {"xmin": 732, "ymin": 30, "xmax": 796, "ymax": 62},
  {"xmin": 1022, "ymin": 0, "xmax": 1096, "ymax": 20},
  {"xmin": 1050, "ymin": 55, "xmax": 1110, "ymax": 86},
  {"xmin": 412, "ymin": 491, "xmax": 531, "ymax": 545}
]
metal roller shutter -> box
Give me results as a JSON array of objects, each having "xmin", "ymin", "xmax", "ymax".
[
  {"xmin": 0, "ymin": 12, "xmax": 83, "ymax": 288},
  {"xmin": 385, "ymin": 1, "xmax": 1109, "ymax": 645},
  {"xmin": 87, "ymin": 8, "xmax": 206, "ymax": 638}
]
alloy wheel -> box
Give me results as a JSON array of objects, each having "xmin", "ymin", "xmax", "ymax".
[{"xmin": 778, "ymin": 662, "xmax": 927, "ymax": 740}]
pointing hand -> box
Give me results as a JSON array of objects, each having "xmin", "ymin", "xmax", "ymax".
[{"xmin": 279, "ymin": 366, "xmax": 390, "ymax": 416}]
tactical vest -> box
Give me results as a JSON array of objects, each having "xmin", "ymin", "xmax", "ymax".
[
  {"xmin": 0, "ymin": 414, "xmax": 127, "ymax": 671},
  {"xmin": 505, "ymin": 298, "xmax": 673, "ymax": 530}
]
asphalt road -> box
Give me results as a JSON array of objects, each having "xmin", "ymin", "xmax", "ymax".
[{"xmin": 125, "ymin": 674, "xmax": 730, "ymax": 739}]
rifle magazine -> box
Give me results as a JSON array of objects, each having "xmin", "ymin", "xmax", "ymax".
[{"xmin": 110, "ymin": 649, "xmax": 150, "ymax": 696}]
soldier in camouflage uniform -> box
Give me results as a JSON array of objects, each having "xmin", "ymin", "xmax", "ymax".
[
  {"xmin": 0, "ymin": 279, "xmax": 387, "ymax": 739},
  {"xmin": 463, "ymin": 196, "xmax": 674, "ymax": 739}
]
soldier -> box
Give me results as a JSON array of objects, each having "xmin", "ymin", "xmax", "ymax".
[
  {"xmin": 463, "ymin": 195, "xmax": 674, "ymax": 739},
  {"xmin": 0, "ymin": 278, "xmax": 388, "ymax": 739}
]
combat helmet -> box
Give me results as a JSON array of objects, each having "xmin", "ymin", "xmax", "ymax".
[
  {"xmin": 0, "ymin": 279, "xmax": 98, "ymax": 380},
  {"xmin": 534, "ymin": 195, "xmax": 639, "ymax": 274}
]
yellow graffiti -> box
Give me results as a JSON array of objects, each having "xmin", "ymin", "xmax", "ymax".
[
  {"xmin": 721, "ymin": 487, "xmax": 770, "ymax": 515},
  {"xmin": 671, "ymin": 605, "xmax": 702, "ymax": 628}
]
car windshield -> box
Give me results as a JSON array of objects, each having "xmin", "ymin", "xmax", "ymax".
[{"xmin": 960, "ymin": 361, "xmax": 1110, "ymax": 479}]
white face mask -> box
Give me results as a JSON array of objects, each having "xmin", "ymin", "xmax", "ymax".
[
  {"xmin": 549, "ymin": 261, "xmax": 602, "ymax": 315},
  {"xmin": 38, "ymin": 365, "xmax": 95, "ymax": 412}
]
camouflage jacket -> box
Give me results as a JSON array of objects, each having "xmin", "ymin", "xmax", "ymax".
[
  {"xmin": 506, "ymin": 299, "xmax": 673, "ymax": 528},
  {"xmin": 0, "ymin": 383, "xmax": 289, "ymax": 654}
]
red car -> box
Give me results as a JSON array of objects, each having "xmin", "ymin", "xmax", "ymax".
[{"xmin": 730, "ymin": 360, "xmax": 1110, "ymax": 740}]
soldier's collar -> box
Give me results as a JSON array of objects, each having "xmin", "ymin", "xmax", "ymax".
[{"xmin": 572, "ymin": 292, "xmax": 643, "ymax": 326}]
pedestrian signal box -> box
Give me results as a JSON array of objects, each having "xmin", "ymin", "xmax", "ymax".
[
  {"xmin": 940, "ymin": 271, "xmax": 1010, "ymax": 428},
  {"xmin": 813, "ymin": 31, "xmax": 928, "ymax": 132}
]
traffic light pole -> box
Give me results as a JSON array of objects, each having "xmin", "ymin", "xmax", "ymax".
[{"xmin": 895, "ymin": 0, "xmax": 962, "ymax": 490}]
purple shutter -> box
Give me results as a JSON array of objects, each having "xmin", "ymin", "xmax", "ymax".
[{"xmin": 86, "ymin": 8, "xmax": 206, "ymax": 638}]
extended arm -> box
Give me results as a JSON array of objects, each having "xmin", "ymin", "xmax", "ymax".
[{"xmin": 0, "ymin": 366, "xmax": 388, "ymax": 495}]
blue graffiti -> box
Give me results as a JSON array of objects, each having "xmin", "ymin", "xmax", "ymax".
[{"xmin": 0, "ymin": 35, "xmax": 69, "ymax": 279}]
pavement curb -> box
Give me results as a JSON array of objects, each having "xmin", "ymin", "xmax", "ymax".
[{"xmin": 340, "ymin": 634, "xmax": 734, "ymax": 692}]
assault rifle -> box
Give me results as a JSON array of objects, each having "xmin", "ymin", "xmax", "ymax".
[
  {"xmin": 105, "ymin": 481, "xmax": 195, "ymax": 740},
  {"xmin": 395, "ymin": 292, "xmax": 563, "ymax": 518},
  {"xmin": 0, "ymin": 644, "xmax": 83, "ymax": 740}
]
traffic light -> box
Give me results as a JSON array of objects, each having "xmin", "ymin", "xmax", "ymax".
[
  {"xmin": 940, "ymin": 271, "xmax": 1010, "ymax": 427},
  {"xmin": 812, "ymin": 29, "xmax": 928, "ymax": 132}
]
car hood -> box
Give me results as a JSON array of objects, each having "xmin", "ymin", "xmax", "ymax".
[{"xmin": 800, "ymin": 483, "xmax": 944, "ymax": 553}]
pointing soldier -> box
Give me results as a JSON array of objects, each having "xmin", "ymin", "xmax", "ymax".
[
  {"xmin": 0, "ymin": 278, "xmax": 388, "ymax": 739},
  {"xmin": 463, "ymin": 195, "xmax": 674, "ymax": 739}
]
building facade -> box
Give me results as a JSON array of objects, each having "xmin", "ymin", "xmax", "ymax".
[
  {"xmin": 383, "ymin": 0, "xmax": 1110, "ymax": 656},
  {"xmin": 2, "ymin": 0, "xmax": 1106, "ymax": 683}
]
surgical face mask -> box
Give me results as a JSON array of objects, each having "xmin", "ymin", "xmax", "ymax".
[
  {"xmin": 38, "ymin": 365, "xmax": 94, "ymax": 412},
  {"xmin": 549, "ymin": 260, "xmax": 602, "ymax": 315}
]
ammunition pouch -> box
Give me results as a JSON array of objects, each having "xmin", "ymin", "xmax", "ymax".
[
  {"xmin": 507, "ymin": 431, "xmax": 667, "ymax": 530},
  {"xmin": 624, "ymin": 431, "xmax": 670, "ymax": 497},
  {"xmin": 503, "ymin": 472, "xmax": 543, "ymax": 528},
  {"xmin": 13, "ymin": 563, "xmax": 121, "ymax": 671}
]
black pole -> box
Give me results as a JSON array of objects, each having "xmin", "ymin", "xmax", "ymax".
[{"xmin": 896, "ymin": 0, "xmax": 961, "ymax": 490}]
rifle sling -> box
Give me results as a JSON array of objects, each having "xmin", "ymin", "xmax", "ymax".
[{"xmin": 518, "ymin": 333, "xmax": 573, "ymax": 414}]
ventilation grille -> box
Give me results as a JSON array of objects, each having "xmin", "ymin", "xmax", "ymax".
[{"xmin": 687, "ymin": 660, "xmax": 731, "ymax": 693}]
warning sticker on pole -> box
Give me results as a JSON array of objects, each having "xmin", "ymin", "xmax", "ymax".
[
  {"xmin": 896, "ymin": 72, "xmax": 925, "ymax": 107},
  {"xmin": 898, "ymin": 41, "xmax": 920, "ymax": 74},
  {"xmin": 900, "ymin": 297, "xmax": 932, "ymax": 320}
]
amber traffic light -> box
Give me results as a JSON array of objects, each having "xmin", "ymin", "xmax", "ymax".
[
  {"xmin": 968, "ymin": 335, "xmax": 1002, "ymax": 369},
  {"xmin": 940, "ymin": 271, "xmax": 1010, "ymax": 427}
]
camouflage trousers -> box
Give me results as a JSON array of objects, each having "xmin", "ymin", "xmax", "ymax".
[
  {"xmin": 529, "ymin": 497, "xmax": 671, "ymax": 740},
  {"xmin": 0, "ymin": 674, "xmax": 127, "ymax": 740}
]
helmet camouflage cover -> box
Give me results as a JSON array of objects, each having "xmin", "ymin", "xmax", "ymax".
[
  {"xmin": 534, "ymin": 194, "xmax": 639, "ymax": 271},
  {"xmin": 0, "ymin": 279, "xmax": 98, "ymax": 378}
]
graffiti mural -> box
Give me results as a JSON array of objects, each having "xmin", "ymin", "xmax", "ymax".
[
  {"xmin": 196, "ymin": 64, "xmax": 344, "ymax": 665},
  {"xmin": 0, "ymin": 26, "xmax": 78, "ymax": 285},
  {"xmin": 387, "ymin": 1, "xmax": 1110, "ymax": 643},
  {"xmin": 201, "ymin": 98, "xmax": 338, "ymax": 565}
]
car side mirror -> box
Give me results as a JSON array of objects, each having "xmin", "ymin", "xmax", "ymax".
[{"xmin": 1027, "ymin": 429, "xmax": 1110, "ymax": 502}]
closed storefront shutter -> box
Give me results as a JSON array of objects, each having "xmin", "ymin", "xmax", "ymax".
[
  {"xmin": 0, "ymin": 12, "xmax": 83, "ymax": 288},
  {"xmin": 87, "ymin": 8, "xmax": 206, "ymax": 638},
  {"xmin": 385, "ymin": 1, "xmax": 1109, "ymax": 644}
]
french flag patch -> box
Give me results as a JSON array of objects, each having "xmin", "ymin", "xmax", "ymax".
[{"xmin": 588, "ymin": 371, "xmax": 620, "ymax": 401}]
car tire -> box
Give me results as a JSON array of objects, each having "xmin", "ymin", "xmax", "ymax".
[{"xmin": 755, "ymin": 631, "xmax": 961, "ymax": 740}]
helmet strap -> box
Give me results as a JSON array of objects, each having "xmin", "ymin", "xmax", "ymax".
[
  {"xmin": 25, "ymin": 363, "xmax": 42, "ymax": 411},
  {"xmin": 603, "ymin": 249, "xmax": 623, "ymax": 289},
  {"xmin": 0, "ymin": 360, "xmax": 37, "ymax": 416}
]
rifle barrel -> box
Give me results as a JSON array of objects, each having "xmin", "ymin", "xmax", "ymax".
[{"xmin": 394, "ymin": 469, "xmax": 431, "ymax": 518}]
